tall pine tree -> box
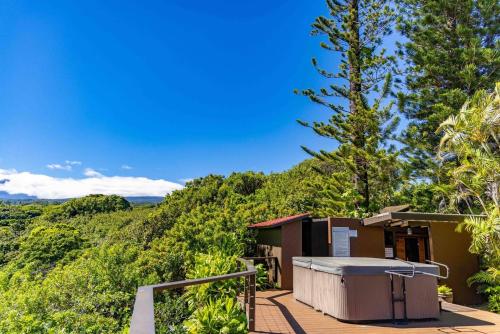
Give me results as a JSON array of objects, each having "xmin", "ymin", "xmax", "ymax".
[
  {"xmin": 397, "ymin": 0, "xmax": 499, "ymax": 180},
  {"xmin": 296, "ymin": 0, "xmax": 400, "ymax": 214}
]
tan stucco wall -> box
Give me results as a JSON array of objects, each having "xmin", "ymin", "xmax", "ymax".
[{"xmin": 429, "ymin": 222, "xmax": 482, "ymax": 305}]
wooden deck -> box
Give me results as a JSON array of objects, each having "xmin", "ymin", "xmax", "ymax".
[{"xmin": 251, "ymin": 290, "xmax": 500, "ymax": 334}]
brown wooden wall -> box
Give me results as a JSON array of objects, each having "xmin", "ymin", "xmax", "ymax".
[
  {"xmin": 281, "ymin": 221, "xmax": 303, "ymax": 289},
  {"xmin": 255, "ymin": 223, "xmax": 303, "ymax": 289},
  {"xmin": 256, "ymin": 244, "xmax": 282, "ymax": 285},
  {"xmin": 328, "ymin": 218, "xmax": 385, "ymax": 258},
  {"xmin": 256, "ymin": 227, "xmax": 281, "ymax": 247},
  {"xmin": 256, "ymin": 227, "xmax": 283, "ymax": 286},
  {"xmin": 429, "ymin": 222, "xmax": 482, "ymax": 305}
]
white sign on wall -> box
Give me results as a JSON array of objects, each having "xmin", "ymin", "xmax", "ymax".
[{"xmin": 332, "ymin": 227, "xmax": 350, "ymax": 257}]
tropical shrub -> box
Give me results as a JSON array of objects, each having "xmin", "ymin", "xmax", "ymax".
[
  {"xmin": 19, "ymin": 223, "xmax": 84, "ymax": 267},
  {"xmin": 437, "ymin": 285, "xmax": 452, "ymax": 295},
  {"xmin": 438, "ymin": 83, "xmax": 500, "ymax": 312},
  {"xmin": 468, "ymin": 266, "xmax": 500, "ymax": 313},
  {"xmin": 0, "ymin": 203, "xmax": 44, "ymax": 265},
  {"xmin": 184, "ymin": 297, "xmax": 247, "ymax": 334},
  {"xmin": 180, "ymin": 234, "xmax": 248, "ymax": 333},
  {"xmin": 0, "ymin": 242, "xmax": 143, "ymax": 333},
  {"xmin": 487, "ymin": 286, "xmax": 500, "ymax": 313},
  {"xmin": 154, "ymin": 292, "xmax": 190, "ymax": 334},
  {"xmin": 255, "ymin": 263, "xmax": 272, "ymax": 290},
  {"xmin": 43, "ymin": 194, "xmax": 131, "ymax": 221},
  {"xmin": 183, "ymin": 251, "xmax": 240, "ymax": 310}
]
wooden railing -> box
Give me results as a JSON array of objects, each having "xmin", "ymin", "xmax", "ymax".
[{"xmin": 129, "ymin": 258, "xmax": 256, "ymax": 334}]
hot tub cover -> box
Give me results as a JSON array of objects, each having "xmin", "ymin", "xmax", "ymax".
[
  {"xmin": 292, "ymin": 257, "xmax": 313, "ymax": 268},
  {"xmin": 293, "ymin": 257, "xmax": 439, "ymax": 276}
]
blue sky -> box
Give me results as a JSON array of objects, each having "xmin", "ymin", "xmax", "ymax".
[{"xmin": 0, "ymin": 1, "xmax": 395, "ymax": 198}]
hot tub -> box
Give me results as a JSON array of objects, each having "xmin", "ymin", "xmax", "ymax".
[{"xmin": 292, "ymin": 257, "xmax": 440, "ymax": 321}]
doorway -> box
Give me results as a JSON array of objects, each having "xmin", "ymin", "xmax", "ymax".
[
  {"xmin": 395, "ymin": 236, "xmax": 427, "ymax": 262},
  {"xmin": 405, "ymin": 238, "xmax": 420, "ymax": 262}
]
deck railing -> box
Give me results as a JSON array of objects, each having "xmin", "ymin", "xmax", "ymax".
[{"xmin": 129, "ymin": 258, "xmax": 257, "ymax": 334}]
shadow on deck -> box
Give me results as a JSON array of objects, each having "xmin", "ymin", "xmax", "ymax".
[{"xmin": 251, "ymin": 290, "xmax": 500, "ymax": 334}]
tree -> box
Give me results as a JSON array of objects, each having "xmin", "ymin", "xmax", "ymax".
[
  {"xmin": 397, "ymin": 0, "xmax": 500, "ymax": 180},
  {"xmin": 437, "ymin": 83, "xmax": 499, "ymax": 214},
  {"xmin": 43, "ymin": 194, "xmax": 131, "ymax": 221},
  {"xmin": 20, "ymin": 223, "xmax": 84, "ymax": 267},
  {"xmin": 296, "ymin": 0, "xmax": 400, "ymax": 213},
  {"xmin": 438, "ymin": 83, "xmax": 499, "ymax": 312}
]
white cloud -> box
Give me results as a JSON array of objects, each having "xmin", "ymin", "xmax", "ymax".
[
  {"xmin": 47, "ymin": 163, "xmax": 72, "ymax": 171},
  {"xmin": 47, "ymin": 160, "xmax": 82, "ymax": 171},
  {"xmin": 121, "ymin": 164, "xmax": 133, "ymax": 170},
  {"xmin": 0, "ymin": 168, "xmax": 184, "ymax": 199},
  {"xmin": 83, "ymin": 168, "xmax": 104, "ymax": 178},
  {"xmin": 65, "ymin": 160, "xmax": 82, "ymax": 166}
]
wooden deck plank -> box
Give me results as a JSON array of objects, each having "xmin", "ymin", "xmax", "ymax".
[{"xmin": 251, "ymin": 290, "xmax": 500, "ymax": 334}]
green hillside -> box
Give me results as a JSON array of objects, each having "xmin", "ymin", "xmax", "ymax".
[{"xmin": 0, "ymin": 160, "xmax": 353, "ymax": 332}]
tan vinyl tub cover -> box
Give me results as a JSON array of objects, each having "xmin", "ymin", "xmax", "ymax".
[{"xmin": 293, "ymin": 257, "xmax": 440, "ymax": 321}]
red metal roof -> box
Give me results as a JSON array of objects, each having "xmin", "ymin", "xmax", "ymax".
[{"xmin": 248, "ymin": 213, "xmax": 311, "ymax": 229}]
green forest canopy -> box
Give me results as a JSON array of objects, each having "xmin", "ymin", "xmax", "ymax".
[{"xmin": 0, "ymin": 162, "xmax": 370, "ymax": 332}]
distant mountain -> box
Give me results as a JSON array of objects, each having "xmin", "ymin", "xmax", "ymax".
[
  {"xmin": 125, "ymin": 196, "xmax": 164, "ymax": 204},
  {"xmin": 0, "ymin": 192, "xmax": 164, "ymax": 204},
  {"xmin": 0, "ymin": 191, "xmax": 37, "ymax": 201}
]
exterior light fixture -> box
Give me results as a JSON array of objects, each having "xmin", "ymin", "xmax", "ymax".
[{"xmin": 407, "ymin": 227, "xmax": 413, "ymax": 235}]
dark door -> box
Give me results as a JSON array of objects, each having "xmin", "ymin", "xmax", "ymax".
[{"xmin": 405, "ymin": 237, "xmax": 420, "ymax": 262}]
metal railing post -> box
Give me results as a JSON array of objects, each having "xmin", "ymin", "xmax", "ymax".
[
  {"xmin": 244, "ymin": 276, "xmax": 249, "ymax": 304},
  {"xmin": 248, "ymin": 273, "xmax": 256, "ymax": 331}
]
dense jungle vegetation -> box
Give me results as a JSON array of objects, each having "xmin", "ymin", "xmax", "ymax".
[
  {"xmin": 0, "ymin": 166, "xmax": 373, "ymax": 333},
  {"xmin": 0, "ymin": 0, "xmax": 498, "ymax": 332}
]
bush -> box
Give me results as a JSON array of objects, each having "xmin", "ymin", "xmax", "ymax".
[
  {"xmin": 437, "ymin": 285, "xmax": 452, "ymax": 295},
  {"xmin": 255, "ymin": 263, "xmax": 272, "ymax": 290},
  {"xmin": 155, "ymin": 292, "xmax": 190, "ymax": 334},
  {"xmin": 19, "ymin": 223, "xmax": 84, "ymax": 266},
  {"xmin": 44, "ymin": 194, "xmax": 131, "ymax": 221},
  {"xmin": 184, "ymin": 297, "xmax": 247, "ymax": 334},
  {"xmin": 487, "ymin": 286, "xmax": 500, "ymax": 313},
  {"xmin": 183, "ymin": 252, "xmax": 240, "ymax": 310},
  {"xmin": 182, "ymin": 245, "xmax": 248, "ymax": 333},
  {"xmin": 226, "ymin": 172, "xmax": 266, "ymax": 196}
]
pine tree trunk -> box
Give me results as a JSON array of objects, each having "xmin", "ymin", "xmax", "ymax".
[{"xmin": 347, "ymin": 0, "xmax": 369, "ymax": 210}]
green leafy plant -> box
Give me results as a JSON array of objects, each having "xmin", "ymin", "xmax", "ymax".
[
  {"xmin": 183, "ymin": 296, "xmax": 247, "ymax": 334},
  {"xmin": 468, "ymin": 267, "xmax": 500, "ymax": 313},
  {"xmin": 43, "ymin": 194, "xmax": 131, "ymax": 221},
  {"xmin": 486, "ymin": 286, "xmax": 500, "ymax": 313},
  {"xmin": 19, "ymin": 223, "xmax": 84, "ymax": 267},
  {"xmin": 183, "ymin": 252, "xmax": 239, "ymax": 305},
  {"xmin": 255, "ymin": 263, "xmax": 272, "ymax": 290},
  {"xmin": 437, "ymin": 285, "xmax": 452, "ymax": 295},
  {"xmin": 439, "ymin": 83, "xmax": 500, "ymax": 312},
  {"xmin": 155, "ymin": 292, "xmax": 190, "ymax": 334}
]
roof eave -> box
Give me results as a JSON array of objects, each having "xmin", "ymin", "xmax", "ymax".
[{"xmin": 363, "ymin": 212, "xmax": 486, "ymax": 227}]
